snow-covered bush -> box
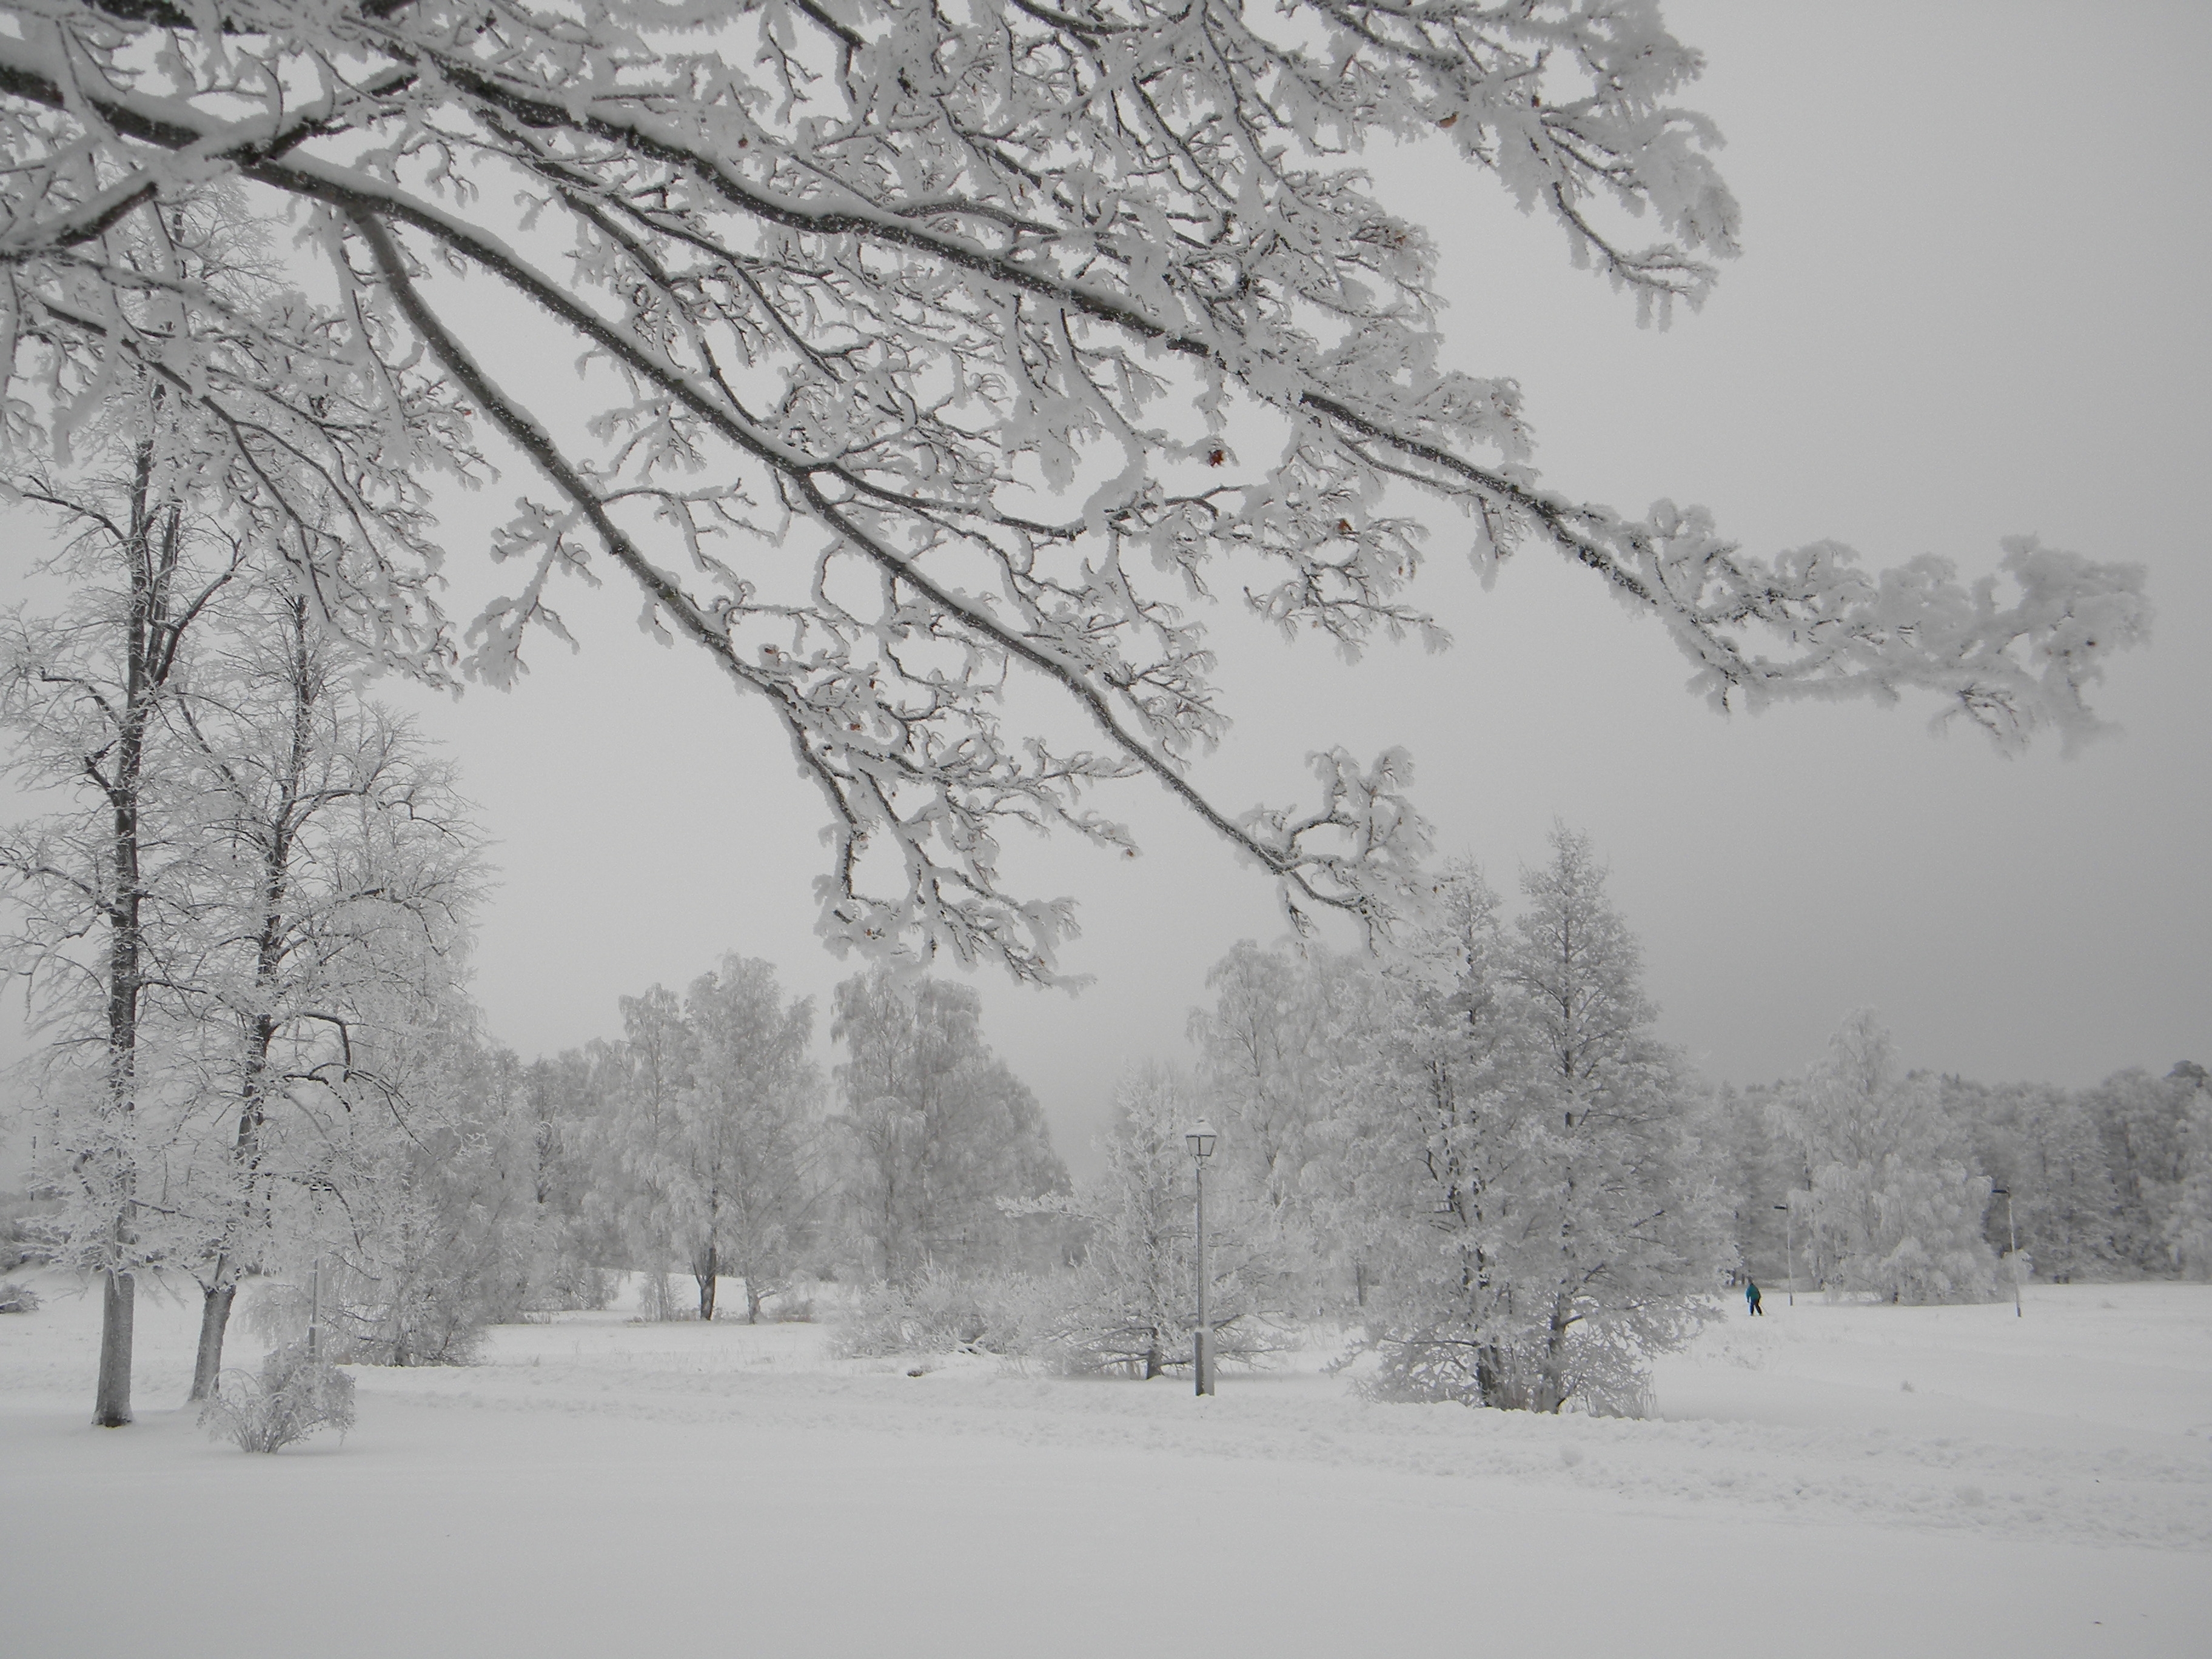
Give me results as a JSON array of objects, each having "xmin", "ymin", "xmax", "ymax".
[
  {"xmin": 0, "ymin": 1191, "xmax": 52, "ymax": 1273},
  {"xmin": 0, "ymin": 1279, "xmax": 40, "ymax": 1314},
  {"xmin": 830, "ymin": 1267, "xmax": 1057, "ymax": 1361},
  {"xmin": 246, "ymin": 1262, "xmax": 486, "ymax": 1369},
  {"xmin": 199, "ymin": 1342, "xmax": 356, "ymax": 1453}
]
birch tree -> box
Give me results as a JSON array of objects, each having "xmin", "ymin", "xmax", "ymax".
[
  {"xmin": 831, "ymin": 967, "xmax": 1066, "ymax": 1284},
  {"xmin": 0, "ymin": 2, "xmax": 2150, "ymax": 986},
  {"xmin": 654, "ymin": 955, "xmax": 819, "ymax": 1322},
  {"xmin": 168, "ymin": 590, "xmax": 486, "ymax": 1397},
  {"xmin": 603, "ymin": 983, "xmax": 699, "ymax": 1319},
  {"xmin": 0, "ymin": 411, "xmax": 241, "ymax": 1426}
]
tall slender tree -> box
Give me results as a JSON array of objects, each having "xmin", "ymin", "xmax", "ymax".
[
  {"xmin": 168, "ymin": 587, "xmax": 485, "ymax": 1397},
  {"xmin": 0, "ymin": 409, "xmax": 242, "ymax": 1425},
  {"xmin": 659, "ymin": 956, "xmax": 820, "ymax": 1322}
]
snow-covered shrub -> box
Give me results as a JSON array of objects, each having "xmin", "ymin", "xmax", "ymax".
[
  {"xmin": 246, "ymin": 1264, "xmax": 485, "ymax": 1367},
  {"xmin": 199, "ymin": 1342, "xmax": 356, "ymax": 1452},
  {"xmin": 830, "ymin": 1267, "xmax": 1054, "ymax": 1360},
  {"xmin": 532, "ymin": 1261, "xmax": 615, "ymax": 1314},
  {"xmin": 0, "ymin": 1279, "xmax": 41, "ymax": 1313}
]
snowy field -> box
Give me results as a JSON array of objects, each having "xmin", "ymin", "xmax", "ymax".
[{"xmin": 4, "ymin": 1278, "xmax": 2207, "ymax": 1658}]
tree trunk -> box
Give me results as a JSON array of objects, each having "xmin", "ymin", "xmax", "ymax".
[
  {"xmin": 745, "ymin": 1282, "xmax": 764, "ymax": 1324},
  {"xmin": 88, "ymin": 454, "xmax": 182, "ymax": 1430},
  {"xmin": 93, "ymin": 1269, "xmax": 135, "ymax": 1426},
  {"xmin": 189, "ymin": 1272, "xmax": 238, "ymax": 1402},
  {"xmin": 695, "ymin": 1245, "xmax": 718, "ymax": 1321}
]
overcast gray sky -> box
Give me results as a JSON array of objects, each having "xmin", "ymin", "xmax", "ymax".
[{"xmin": 5, "ymin": 2, "xmax": 2205, "ymax": 1181}]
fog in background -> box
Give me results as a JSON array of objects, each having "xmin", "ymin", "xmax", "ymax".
[{"xmin": 4, "ymin": 2, "xmax": 2205, "ymax": 1180}]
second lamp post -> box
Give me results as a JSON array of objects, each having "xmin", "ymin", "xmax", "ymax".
[{"xmin": 1187, "ymin": 1119, "xmax": 1216, "ymax": 1396}]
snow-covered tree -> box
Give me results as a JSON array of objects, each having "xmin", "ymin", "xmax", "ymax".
[
  {"xmin": 0, "ymin": 401, "xmax": 247, "ymax": 1426},
  {"xmin": 1048, "ymin": 1063, "xmax": 1278, "ymax": 1377},
  {"xmin": 1188, "ymin": 939, "xmax": 1342, "ymax": 1212},
  {"xmin": 517, "ymin": 1047, "xmax": 623, "ymax": 1312},
  {"xmin": 1709, "ymin": 1081, "xmax": 1797, "ymax": 1282},
  {"xmin": 831, "ymin": 968, "xmax": 1067, "ymax": 1284},
  {"xmin": 164, "ymin": 587, "xmax": 487, "ymax": 1398},
  {"xmin": 1490, "ymin": 832, "xmax": 1720, "ymax": 1409},
  {"xmin": 600, "ymin": 983, "xmax": 702, "ymax": 1320},
  {"xmin": 1186, "ymin": 936, "xmax": 1382, "ymax": 1307},
  {"xmin": 1773, "ymin": 1013, "xmax": 1997, "ymax": 1304},
  {"xmin": 2083, "ymin": 1067, "xmax": 2196, "ymax": 1273},
  {"xmin": 640, "ymin": 956, "xmax": 821, "ymax": 1322},
  {"xmin": 1310, "ymin": 841, "xmax": 1720, "ymax": 1413},
  {"xmin": 0, "ymin": 3, "xmax": 2150, "ymax": 985},
  {"xmin": 297, "ymin": 1021, "xmax": 543, "ymax": 1367},
  {"xmin": 2168, "ymin": 1075, "xmax": 2212, "ymax": 1281},
  {"xmin": 1951, "ymin": 1079, "xmax": 2119, "ymax": 1284}
]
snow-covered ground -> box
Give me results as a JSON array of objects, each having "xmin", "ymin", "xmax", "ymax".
[{"xmin": 4, "ymin": 1276, "xmax": 2206, "ymax": 1657}]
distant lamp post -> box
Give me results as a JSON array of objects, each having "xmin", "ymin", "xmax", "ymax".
[
  {"xmin": 1991, "ymin": 1187, "xmax": 2022, "ymax": 1318},
  {"xmin": 1773, "ymin": 1202, "xmax": 1795, "ymax": 1306},
  {"xmin": 1186, "ymin": 1121, "xmax": 1217, "ymax": 1397}
]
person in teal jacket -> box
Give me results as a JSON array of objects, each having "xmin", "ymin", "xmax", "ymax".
[{"xmin": 1744, "ymin": 1279, "xmax": 1764, "ymax": 1316}]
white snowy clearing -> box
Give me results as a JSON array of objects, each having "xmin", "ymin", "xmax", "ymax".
[{"xmin": 4, "ymin": 1278, "xmax": 2207, "ymax": 1658}]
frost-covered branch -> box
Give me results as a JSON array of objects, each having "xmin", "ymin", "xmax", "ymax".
[{"xmin": 0, "ymin": 2, "xmax": 2151, "ymax": 982}]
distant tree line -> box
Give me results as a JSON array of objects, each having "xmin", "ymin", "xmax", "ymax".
[
  {"xmin": 12, "ymin": 759, "xmax": 2207, "ymax": 1430},
  {"xmin": 1717, "ymin": 1051, "xmax": 2211, "ymax": 1292}
]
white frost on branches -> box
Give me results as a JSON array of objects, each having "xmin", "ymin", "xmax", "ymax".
[{"xmin": 0, "ymin": 1, "xmax": 2153, "ymax": 984}]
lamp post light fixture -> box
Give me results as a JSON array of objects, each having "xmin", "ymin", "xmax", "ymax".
[
  {"xmin": 1186, "ymin": 1121, "xmax": 1216, "ymax": 1397},
  {"xmin": 1991, "ymin": 1187, "xmax": 2022, "ymax": 1318}
]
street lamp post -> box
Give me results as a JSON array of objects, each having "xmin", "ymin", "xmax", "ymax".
[
  {"xmin": 1186, "ymin": 1120, "xmax": 1216, "ymax": 1397},
  {"xmin": 1773, "ymin": 1202, "xmax": 1794, "ymax": 1306},
  {"xmin": 1991, "ymin": 1187, "xmax": 2022, "ymax": 1318}
]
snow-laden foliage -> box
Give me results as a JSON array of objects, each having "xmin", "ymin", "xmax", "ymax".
[
  {"xmin": 1772, "ymin": 1011, "xmax": 1998, "ymax": 1305},
  {"xmin": 2082, "ymin": 1067, "xmax": 2198, "ymax": 1274},
  {"xmin": 1346, "ymin": 836, "xmax": 1723, "ymax": 1412},
  {"xmin": 198, "ymin": 1338, "xmax": 355, "ymax": 1451},
  {"xmin": 1033, "ymin": 1063, "xmax": 1282, "ymax": 1377},
  {"xmin": 597, "ymin": 956, "xmax": 822, "ymax": 1322},
  {"xmin": 1948, "ymin": 1080, "xmax": 2120, "ymax": 1284},
  {"xmin": 1185, "ymin": 830, "xmax": 1724, "ymax": 1413},
  {"xmin": 828, "ymin": 1263, "xmax": 1057, "ymax": 1361},
  {"xmin": 0, "ymin": 2, "xmax": 2150, "ymax": 982},
  {"xmin": 2171, "ymin": 1084, "xmax": 2212, "ymax": 1282},
  {"xmin": 830, "ymin": 967, "xmax": 1068, "ymax": 1282}
]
